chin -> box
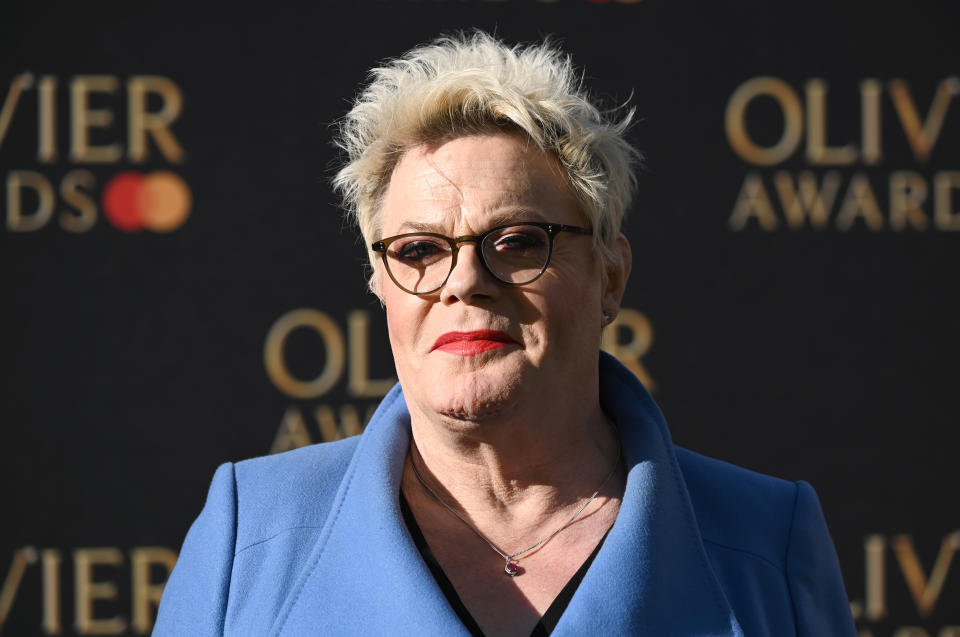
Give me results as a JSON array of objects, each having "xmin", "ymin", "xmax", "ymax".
[
  {"xmin": 437, "ymin": 403, "xmax": 509, "ymax": 423},
  {"xmin": 430, "ymin": 370, "xmax": 522, "ymax": 423}
]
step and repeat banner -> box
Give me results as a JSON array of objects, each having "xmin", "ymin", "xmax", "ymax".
[{"xmin": 2, "ymin": 1, "xmax": 958, "ymax": 635}]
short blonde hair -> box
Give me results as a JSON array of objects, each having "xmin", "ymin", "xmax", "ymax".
[{"xmin": 333, "ymin": 31, "xmax": 639, "ymax": 292}]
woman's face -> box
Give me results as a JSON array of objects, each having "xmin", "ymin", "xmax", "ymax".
[{"xmin": 377, "ymin": 133, "xmax": 626, "ymax": 425}]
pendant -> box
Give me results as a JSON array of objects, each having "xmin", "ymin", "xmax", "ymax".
[{"xmin": 504, "ymin": 560, "xmax": 519, "ymax": 576}]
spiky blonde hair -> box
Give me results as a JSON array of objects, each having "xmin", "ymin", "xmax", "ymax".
[{"xmin": 333, "ymin": 31, "xmax": 639, "ymax": 293}]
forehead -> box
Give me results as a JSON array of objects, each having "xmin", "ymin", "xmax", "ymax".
[{"xmin": 379, "ymin": 133, "xmax": 578, "ymax": 234}]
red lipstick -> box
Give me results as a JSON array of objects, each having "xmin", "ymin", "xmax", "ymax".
[{"xmin": 431, "ymin": 330, "xmax": 518, "ymax": 356}]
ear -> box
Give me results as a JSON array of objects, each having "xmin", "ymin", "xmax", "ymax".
[{"xmin": 601, "ymin": 233, "xmax": 632, "ymax": 321}]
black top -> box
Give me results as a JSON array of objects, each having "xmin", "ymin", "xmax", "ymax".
[{"xmin": 399, "ymin": 491, "xmax": 607, "ymax": 637}]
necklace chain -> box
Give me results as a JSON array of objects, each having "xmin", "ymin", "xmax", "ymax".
[{"xmin": 407, "ymin": 439, "xmax": 621, "ymax": 576}]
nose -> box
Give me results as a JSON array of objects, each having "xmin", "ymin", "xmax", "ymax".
[{"xmin": 440, "ymin": 242, "xmax": 501, "ymax": 305}]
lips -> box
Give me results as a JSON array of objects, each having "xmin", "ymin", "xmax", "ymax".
[{"xmin": 431, "ymin": 330, "xmax": 518, "ymax": 356}]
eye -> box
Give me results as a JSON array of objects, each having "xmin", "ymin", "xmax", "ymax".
[
  {"xmin": 388, "ymin": 238, "xmax": 448, "ymax": 265},
  {"xmin": 490, "ymin": 229, "xmax": 547, "ymax": 253}
]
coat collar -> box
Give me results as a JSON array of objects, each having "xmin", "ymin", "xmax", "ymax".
[{"xmin": 271, "ymin": 353, "xmax": 743, "ymax": 636}]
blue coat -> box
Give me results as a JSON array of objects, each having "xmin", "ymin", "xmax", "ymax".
[{"xmin": 154, "ymin": 353, "xmax": 856, "ymax": 636}]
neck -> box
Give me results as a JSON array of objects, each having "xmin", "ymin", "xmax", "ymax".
[{"xmin": 403, "ymin": 396, "xmax": 623, "ymax": 538}]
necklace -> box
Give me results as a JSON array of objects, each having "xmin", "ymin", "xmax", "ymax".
[{"xmin": 407, "ymin": 440, "xmax": 621, "ymax": 577}]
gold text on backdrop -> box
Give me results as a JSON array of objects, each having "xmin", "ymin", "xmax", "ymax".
[
  {"xmin": 849, "ymin": 531, "xmax": 960, "ymax": 637},
  {"xmin": 724, "ymin": 76, "xmax": 960, "ymax": 232},
  {"xmin": 1, "ymin": 73, "xmax": 191, "ymax": 233},
  {"xmin": 0, "ymin": 546, "xmax": 176, "ymax": 635}
]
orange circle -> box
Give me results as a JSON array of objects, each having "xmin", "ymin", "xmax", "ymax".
[{"xmin": 139, "ymin": 171, "xmax": 192, "ymax": 232}]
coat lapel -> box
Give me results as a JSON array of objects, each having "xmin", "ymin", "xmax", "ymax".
[
  {"xmin": 270, "ymin": 386, "xmax": 470, "ymax": 636},
  {"xmin": 554, "ymin": 354, "xmax": 743, "ymax": 636}
]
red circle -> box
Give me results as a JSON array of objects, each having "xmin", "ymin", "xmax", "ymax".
[{"xmin": 102, "ymin": 172, "xmax": 146, "ymax": 232}]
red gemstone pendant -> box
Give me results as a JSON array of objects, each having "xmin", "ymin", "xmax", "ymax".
[{"xmin": 504, "ymin": 561, "xmax": 519, "ymax": 576}]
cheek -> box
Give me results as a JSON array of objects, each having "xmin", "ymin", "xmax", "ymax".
[
  {"xmin": 383, "ymin": 303, "xmax": 419, "ymax": 392},
  {"xmin": 522, "ymin": 292, "xmax": 594, "ymax": 353},
  {"xmin": 541, "ymin": 270, "xmax": 603, "ymax": 345},
  {"xmin": 371, "ymin": 261, "xmax": 386, "ymax": 300},
  {"xmin": 383, "ymin": 294, "xmax": 429, "ymax": 364},
  {"xmin": 384, "ymin": 302, "xmax": 412, "ymax": 350}
]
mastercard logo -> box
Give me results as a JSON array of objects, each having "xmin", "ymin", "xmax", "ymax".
[{"xmin": 101, "ymin": 170, "xmax": 192, "ymax": 232}]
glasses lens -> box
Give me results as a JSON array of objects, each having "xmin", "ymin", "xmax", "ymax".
[
  {"xmin": 482, "ymin": 225, "xmax": 551, "ymax": 284},
  {"xmin": 384, "ymin": 235, "xmax": 453, "ymax": 293}
]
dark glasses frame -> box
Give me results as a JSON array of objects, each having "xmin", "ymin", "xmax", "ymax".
[{"xmin": 371, "ymin": 222, "xmax": 592, "ymax": 295}]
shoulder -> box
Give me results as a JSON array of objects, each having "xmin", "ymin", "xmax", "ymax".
[
  {"xmin": 675, "ymin": 448, "xmax": 856, "ymax": 636},
  {"xmin": 231, "ymin": 437, "xmax": 362, "ymax": 552},
  {"xmin": 155, "ymin": 437, "xmax": 364, "ymax": 636},
  {"xmin": 233, "ymin": 436, "xmax": 361, "ymax": 492},
  {"xmin": 675, "ymin": 447, "xmax": 801, "ymax": 571}
]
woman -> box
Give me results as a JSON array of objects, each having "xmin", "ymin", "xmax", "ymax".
[{"xmin": 154, "ymin": 33, "xmax": 856, "ymax": 636}]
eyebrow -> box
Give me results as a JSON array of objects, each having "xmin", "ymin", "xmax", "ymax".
[{"xmin": 396, "ymin": 209, "xmax": 548, "ymax": 234}]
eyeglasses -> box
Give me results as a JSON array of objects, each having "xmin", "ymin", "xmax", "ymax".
[{"xmin": 371, "ymin": 222, "xmax": 592, "ymax": 295}]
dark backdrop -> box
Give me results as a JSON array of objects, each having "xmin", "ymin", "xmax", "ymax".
[{"xmin": 2, "ymin": 1, "xmax": 958, "ymax": 635}]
